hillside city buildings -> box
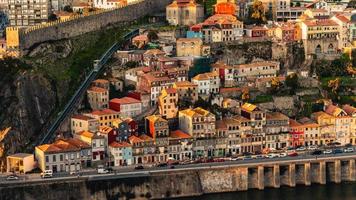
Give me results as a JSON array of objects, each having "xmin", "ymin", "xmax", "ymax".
[{"xmin": 2, "ymin": 0, "xmax": 356, "ymax": 175}]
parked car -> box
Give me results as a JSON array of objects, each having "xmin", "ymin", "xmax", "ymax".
[
  {"xmin": 311, "ymin": 150, "xmax": 322, "ymax": 155},
  {"xmin": 41, "ymin": 170, "xmax": 53, "ymax": 178},
  {"xmin": 333, "ymin": 149, "xmax": 343, "ymax": 154},
  {"xmin": 97, "ymin": 165, "xmax": 109, "ymax": 174},
  {"xmin": 6, "ymin": 174, "xmax": 19, "ymax": 181},
  {"xmin": 344, "ymin": 147, "xmax": 354, "ymax": 153},
  {"xmin": 279, "ymin": 153, "xmax": 287, "ymax": 158},
  {"xmin": 156, "ymin": 163, "xmax": 168, "ymax": 167},
  {"xmin": 266, "ymin": 153, "xmax": 279, "ymax": 158},
  {"xmin": 308, "ymin": 146, "xmax": 318, "ymax": 150},
  {"xmin": 288, "ymin": 152, "xmax": 298, "ymax": 157},
  {"xmin": 255, "ymin": 155, "xmax": 265, "ymax": 159},
  {"xmin": 296, "ymin": 147, "xmax": 306, "ymax": 151},
  {"xmin": 243, "ymin": 156, "xmax": 253, "ymax": 160},
  {"xmin": 134, "ymin": 165, "xmax": 144, "ymax": 170},
  {"xmin": 323, "ymin": 149, "xmax": 333, "ymax": 154}
]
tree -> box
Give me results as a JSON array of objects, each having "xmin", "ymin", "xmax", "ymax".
[
  {"xmin": 48, "ymin": 14, "xmax": 57, "ymax": 21},
  {"xmin": 270, "ymin": 77, "xmax": 281, "ymax": 93},
  {"xmin": 285, "ymin": 73, "xmax": 299, "ymax": 94},
  {"xmin": 250, "ymin": 0, "xmax": 266, "ymax": 24},
  {"xmin": 328, "ymin": 78, "xmax": 340, "ymax": 94},
  {"xmin": 147, "ymin": 30, "xmax": 158, "ymax": 41},
  {"xmin": 315, "ymin": 54, "xmax": 350, "ymax": 77},
  {"xmin": 63, "ymin": 5, "xmax": 73, "ymax": 13},
  {"xmin": 241, "ymin": 89, "xmax": 250, "ymax": 102}
]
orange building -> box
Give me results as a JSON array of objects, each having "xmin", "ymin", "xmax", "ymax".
[
  {"xmin": 145, "ymin": 115, "xmax": 169, "ymax": 139},
  {"xmin": 214, "ymin": 0, "xmax": 237, "ymax": 16}
]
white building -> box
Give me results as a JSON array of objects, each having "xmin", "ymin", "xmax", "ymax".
[
  {"xmin": 35, "ymin": 138, "xmax": 92, "ymax": 173},
  {"xmin": 74, "ymin": 131, "xmax": 106, "ymax": 162},
  {"xmin": 109, "ymin": 141, "xmax": 133, "ymax": 166},
  {"xmin": 192, "ymin": 71, "xmax": 220, "ymax": 96},
  {"xmin": 109, "ymin": 97, "xmax": 142, "ymax": 118},
  {"xmin": 234, "ymin": 61, "xmax": 280, "ymax": 81}
]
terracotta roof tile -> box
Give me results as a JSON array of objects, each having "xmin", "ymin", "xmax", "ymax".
[
  {"xmin": 170, "ymin": 130, "xmax": 192, "ymax": 139},
  {"xmin": 110, "ymin": 97, "xmax": 141, "ymax": 105}
]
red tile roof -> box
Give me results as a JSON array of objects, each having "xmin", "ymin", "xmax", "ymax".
[
  {"xmin": 170, "ymin": 130, "xmax": 192, "ymax": 139},
  {"xmin": 110, "ymin": 97, "xmax": 141, "ymax": 105},
  {"xmin": 129, "ymin": 135, "xmax": 144, "ymax": 144},
  {"xmin": 72, "ymin": 114, "xmax": 95, "ymax": 121},
  {"xmin": 88, "ymin": 86, "xmax": 107, "ymax": 93},
  {"xmin": 90, "ymin": 109, "xmax": 119, "ymax": 116},
  {"xmin": 109, "ymin": 141, "xmax": 132, "ymax": 148}
]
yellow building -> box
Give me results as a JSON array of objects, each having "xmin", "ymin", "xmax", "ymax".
[
  {"xmin": 6, "ymin": 153, "xmax": 35, "ymax": 173},
  {"xmin": 178, "ymin": 107, "xmax": 216, "ymax": 138},
  {"xmin": 311, "ymin": 111, "xmax": 336, "ymax": 145},
  {"xmin": 145, "ymin": 115, "xmax": 169, "ymax": 139},
  {"xmin": 84, "ymin": 109, "xmax": 120, "ymax": 126},
  {"xmin": 176, "ymin": 38, "xmax": 204, "ymax": 57},
  {"xmin": 343, "ymin": 105, "xmax": 356, "ymax": 144},
  {"xmin": 87, "ymin": 86, "xmax": 109, "ymax": 110},
  {"xmin": 299, "ymin": 19, "xmax": 339, "ymax": 56},
  {"xmin": 5, "ymin": 27, "xmax": 20, "ymax": 49},
  {"xmin": 158, "ymin": 88, "xmax": 178, "ymax": 119},
  {"xmin": 324, "ymin": 104, "xmax": 353, "ymax": 145},
  {"xmin": 172, "ymin": 81, "xmax": 198, "ymax": 102},
  {"xmin": 166, "ymin": 0, "xmax": 204, "ymax": 26},
  {"xmin": 70, "ymin": 114, "xmax": 100, "ymax": 134}
]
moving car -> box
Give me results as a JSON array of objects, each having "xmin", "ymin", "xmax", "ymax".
[{"xmin": 6, "ymin": 174, "xmax": 19, "ymax": 181}]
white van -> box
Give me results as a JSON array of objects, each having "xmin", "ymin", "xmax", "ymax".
[
  {"xmin": 97, "ymin": 165, "xmax": 109, "ymax": 174},
  {"xmin": 41, "ymin": 170, "xmax": 53, "ymax": 178}
]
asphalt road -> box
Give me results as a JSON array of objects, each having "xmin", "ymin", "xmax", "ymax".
[{"xmin": 1, "ymin": 151, "xmax": 355, "ymax": 185}]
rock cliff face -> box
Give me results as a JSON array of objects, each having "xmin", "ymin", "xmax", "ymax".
[
  {"xmin": 0, "ymin": 70, "xmax": 57, "ymax": 166},
  {"xmin": 212, "ymin": 41, "xmax": 306, "ymax": 72}
]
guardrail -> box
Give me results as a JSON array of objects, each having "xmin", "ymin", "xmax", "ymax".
[{"xmin": 38, "ymin": 29, "xmax": 139, "ymax": 145}]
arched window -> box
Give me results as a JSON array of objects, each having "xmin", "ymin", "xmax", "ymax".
[
  {"xmin": 315, "ymin": 44, "xmax": 321, "ymax": 54},
  {"xmin": 327, "ymin": 43, "xmax": 334, "ymax": 54}
]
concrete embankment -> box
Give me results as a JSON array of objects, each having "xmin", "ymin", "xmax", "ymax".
[{"xmin": 0, "ymin": 158, "xmax": 355, "ymax": 200}]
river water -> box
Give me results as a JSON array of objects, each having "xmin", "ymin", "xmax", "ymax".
[{"xmin": 178, "ymin": 182, "xmax": 356, "ymax": 200}]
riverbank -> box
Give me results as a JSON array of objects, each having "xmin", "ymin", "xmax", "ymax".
[
  {"xmin": 0, "ymin": 155, "xmax": 355, "ymax": 200},
  {"xmin": 181, "ymin": 182, "xmax": 356, "ymax": 200}
]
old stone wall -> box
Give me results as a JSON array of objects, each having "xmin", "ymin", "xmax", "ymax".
[{"xmin": 18, "ymin": 0, "xmax": 171, "ymax": 52}]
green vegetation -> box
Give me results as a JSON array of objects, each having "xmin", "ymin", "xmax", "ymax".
[
  {"xmin": 251, "ymin": 95, "xmax": 273, "ymax": 104},
  {"xmin": 0, "ymin": 58, "xmax": 32, "ymax": 83},
  {"xmin": 23, "ymin": 17, "xmax": 149, "ymax": 107},
  {"xmin": 285, "ymin": 73, "xmax": 299, "ymax": 95},
  {"xmin": 314, "ymin": 54, "xmax": 350, "ymax": 77},
  {"xmin": 197, "ymin": 0, "xmax": 216, "ymax": 15},
  {"xmin": 321, "ymin": 76, "xmax": 356, "ymax": 88}
]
